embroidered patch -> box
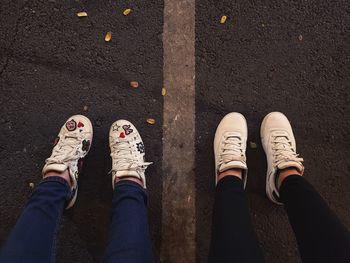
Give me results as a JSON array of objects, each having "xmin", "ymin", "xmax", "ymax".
[
  {"xmin": 53, "ymin": 137, "xmax": 60, "ymax": 146},
  {"xmin": 136, "ymin": 142, "xmax": 145, "ymax": 153},
  {"xmin": 82, "ymin": 140, "xmax": 90, "ymax": 152},
  {"xmin": 122, "ymin": 124, "xmax": 133, "ymax": 135},
  {"xmin": 66, "ymin": 120, "xmax": 77, "ymax": 131},
  {"xmin": 77, "ymin": 122, "xmax": 84, "ymax": 128},
  {"xmin": 119, "ymin": 132, "xmax": 126, "ymax": 138},
  {"xmin": 112, "ymin": 124, "xmax": 121, "ymax": 132}
]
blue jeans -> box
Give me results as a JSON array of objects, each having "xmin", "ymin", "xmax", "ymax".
[{"xmin": 0, "ymin": 177, "xmax": 154, "ymax": 263}]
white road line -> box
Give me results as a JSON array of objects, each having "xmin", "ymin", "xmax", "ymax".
[{"xmin": 161, "ymin": 0, "xmax": 196, "ymax": 262}]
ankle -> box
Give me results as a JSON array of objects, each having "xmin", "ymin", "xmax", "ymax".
[
  {"xmin": 115, "ymin": 177, "xmax": 144, "ymax": 188},
  {"xmin": 217, "ymin": 169, "xmax": 242, "ymax": 183},
  {"xmin": 277, "ymin": 167, "xmax": 302, "ymax": 189},
  {"xmin": 44, "ymin": 169, "xmax": 72, "ymax": 187}
]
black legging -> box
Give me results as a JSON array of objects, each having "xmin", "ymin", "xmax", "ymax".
[{"xmin": 208, "ymin": 175, "xmax": 350, "ymax": 263}]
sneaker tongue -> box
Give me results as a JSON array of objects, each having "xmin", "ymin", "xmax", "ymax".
[
  {"xmin": 44, "ymin": 163, "xmax": 68, "ymax": 173},
  {"xmin": 277, "ymin": 161, "xmax": 303, "ymax": 173},
  {"xmin": 219, "ymin": 161, "xmax": 247, "ymax": 173}
]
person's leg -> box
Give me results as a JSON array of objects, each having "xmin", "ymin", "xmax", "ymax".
[
  {"xmin": 103, "ymin": 179, "xmax": 154, "ymax": 263},
  {"xmin": 0, "ymin": 115, "xmax": 93, "ymax": 263},
  {"xmin": 0, "ymin": 175, "xmax": 71, "ymax": 263},
  {"xmin": 209, "ymin": 113, "xmax": 265, "ymax": 263},
  {"xmin": 104, "ymin": 120, "xmax": 154, "ymax": 263},
  {"xmin": 280, "ymin": 173, "xmax": 350, "ymax": 263},
  {"xmin": 209, "ymin": 172, "xmax": 265, "ymax": 263},
  {"xmin": 261, "ymin": 112, "xmax": 350, "ymax": 263}
]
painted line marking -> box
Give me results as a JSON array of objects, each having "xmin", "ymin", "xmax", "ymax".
[{"xmin": 161, "ymin": 0, "xmax": 196, "ymax": 262}]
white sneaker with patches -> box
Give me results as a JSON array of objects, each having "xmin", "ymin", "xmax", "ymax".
[
  {"xmin": 214, "ymin": 112, "xmax": 248, "ymax": 187},
  {"xmin": 42, "ymin": 115, "xmax": 93, "ymax": 209},
  {"xmin": 261, "ymin": 112, "xmax": 304, "ymax": 205},
  {"xmin": 109, "ymin": 120, "xmax": 152, "ymax": 189}
]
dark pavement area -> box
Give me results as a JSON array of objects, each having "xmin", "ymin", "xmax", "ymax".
[
  {"xmin": 0, "ymin": 0, "xmax": 163, "ymax": 262},
  {"xmin": 196, "ymin": 0, "xmax": 349, "ymax": 262},
  {"xmin": 0, "ymin": 0, "xmax": 349, "ymax": 263}
]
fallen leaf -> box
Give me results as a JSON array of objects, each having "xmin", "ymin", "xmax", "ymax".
[
  {"xmin": 147, "ymin": 118, "xmax": 156, "ymax": 125},
  {"xmin": 161, "ymin": 87, "xmax": 166, "ymax": 96},
  {"xmin": 250, "ymin": 142, "xmax": 257, "ymax": 149},
  {"xmin": 77, "ymin": 11, "xmax": 88, "ymax": 17},
  {"xmin": 130, "ymin": 81, "xmax": 139, "ymax": 88},
  {"xmin": 123, "ymin": 9, "xmax": 132, "ymax": 16},
  {"xmin": 105, "ymin": 31, "xmax": 112, "ymax": 42},
  {"xmin": 298, "ymin": 34, "xmax": 303, "ymax": 41},
  {"xmin": 220, "ymin": 15, "xmax": 227, "ymax": 24},
  {"xmin": 83, "ymin": 105, "xmax": 88, "ymax": 111},
  {"xmin": 29, "ymin": 182, "xmax": 35, "ymax": 189}
]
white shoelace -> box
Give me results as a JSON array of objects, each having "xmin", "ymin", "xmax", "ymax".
[
  {"xmin": 272, "ymin": 136, "xmax": 303, "ymax": 166},
  {"xmin": 110, "ymin": 140, "xmax": 152, "ymax": 175},
  {"xmin": 219, "ymin": 135, "xmax": 245, "ymax": 167},
  {"xmin": 46, "ymin": 133, "xmax": 85, "ymax": 165}
]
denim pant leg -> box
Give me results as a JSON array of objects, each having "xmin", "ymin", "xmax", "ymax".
[
  {"xmin": 0, "ymin": 176, "xmax": 72, "ymax": 263},
  {"xmin": 103, "ymin": 181, "xmax": 154, "ymax": 263}
]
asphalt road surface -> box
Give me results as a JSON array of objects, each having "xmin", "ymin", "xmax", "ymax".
[{"xmin": 0, "ymin": 0, "xmax": 349, "ymax": 262}]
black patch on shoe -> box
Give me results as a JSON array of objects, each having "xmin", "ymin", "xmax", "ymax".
[
  {"xmin": 136, "ymin": 142, "xmax": 145, "ymax": 153},
  {"xmin": 82, "ymin": 140, "xmax": 90, "ymax": 152}
]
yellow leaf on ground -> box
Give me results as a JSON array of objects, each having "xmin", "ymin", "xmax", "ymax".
[
  {"xmin": 130, "ymin": 81, "xmax": 139, "ymax": 88},
  {"xmin": 162, "ymin": 88, "xmax": 166, "ymax": 96},
  {"xmin": 220, "ymin": 15, "xmax": 227, "ymax": 24},
  {"xmin": 105, "ymin": 31, "xmax": 112, "ymax": 42},
  {"xmin": 77, "ymin": 12, "xmax": 88, "ymax": 17},
  {"xmin": 147, "ymin": 118, "xmax": 156, "ymax": 125},
  {"xmin": 123, "ymin": 9, "xmax": 132, "ymax": 16}
]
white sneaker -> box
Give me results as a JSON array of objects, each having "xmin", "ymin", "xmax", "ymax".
[
  {"xmin": 109, "ymin": 120, "xmax": 152, "ymax": 189},
  {"xmin": 214, "ymin": 113, "xmax": 248, "ymax": 187},
  {"xmin": 261, "ymin": 112, "xmax": 304, "ymax": 204},
  {"xmin": 42, "ymin": 115, "xmax": 93, "ymax": 209}
]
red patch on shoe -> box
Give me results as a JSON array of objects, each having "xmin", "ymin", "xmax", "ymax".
[
  {"xmin": 66, "ymin": 120, "xmax": 77, "ymax": 131},
  {"xmin": 53, "ymin": 137, "xmax": 60, "ymax": 146},
  {"xmin": 119, "ymin": 132, "xmax": 125, "ymax": 138},
  {"xmin": 78, "ymin": 122, "xmax": 84, "ymax": 128}
]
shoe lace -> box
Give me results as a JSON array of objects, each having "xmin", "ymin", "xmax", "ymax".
[
  {"xmin": 272, "ymin": 136, "xmax": 303, "ymax": 166},
  {"xmin": 219, "ymin": 135, "xmax": 245, "ymax": 168},
  {"xmin": 46, "ymin": 133, "xmax": 86, "ymax": 165},
  {"xmin": 110, "ymin": 140, "xmax": 152, "ymax": 175}
]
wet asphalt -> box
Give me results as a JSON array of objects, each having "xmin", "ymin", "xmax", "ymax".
[{"xmin": 0, "ymin": 0, "xmax": 349, "ymax": 262}]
